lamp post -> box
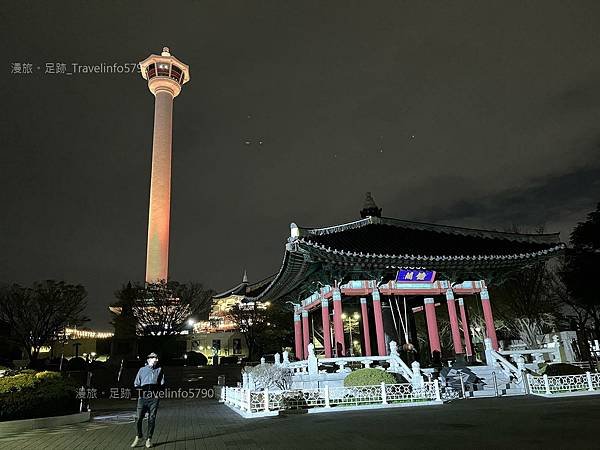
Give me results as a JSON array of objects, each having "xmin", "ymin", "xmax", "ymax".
[{"xmin": 342, "ymin": 312, "xmax": 361, "ymax": 356}]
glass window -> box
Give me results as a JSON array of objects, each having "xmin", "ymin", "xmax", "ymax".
[
  {"xmin": 147, "ymin": 63, "xmax": 156, "ymax": 79},
  {"xmin": 157, "ymin": 62, "xmax": 170, "ymax": 76},
  {"xmin": 170, "ymin": 65, "xmax": 182, "ymax": 82}
]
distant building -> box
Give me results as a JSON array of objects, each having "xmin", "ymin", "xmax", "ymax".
[{"xmin": 187, "ymin": 272, "xmax": 273, "ymax": 361}]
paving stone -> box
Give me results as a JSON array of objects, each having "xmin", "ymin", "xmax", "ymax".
[{"xmin": 0, "ymin": 396, "xmax": 599, "ymax": 449}]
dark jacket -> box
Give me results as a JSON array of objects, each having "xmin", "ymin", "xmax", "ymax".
[{"xmin": 134, "ymin": 365, "xmax": 165, "ymax": 392}]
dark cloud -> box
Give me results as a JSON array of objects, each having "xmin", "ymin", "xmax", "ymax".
[{"xmin": 1, "ymin": 1, "xmax": 600, "ymax": 327}]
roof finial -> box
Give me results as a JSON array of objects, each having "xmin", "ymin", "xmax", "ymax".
[
  {"xmin": 242, "ymin": 269, "xmax": 248, "ymax": 283},
  {"xmin": 161, "ymin": 47, "xmax": 171, "ymax": 56},
  {"xmin": 360, "ymin": 192, "xmax": 382, "ymax": 218}
]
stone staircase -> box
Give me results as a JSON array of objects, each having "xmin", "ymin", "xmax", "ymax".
[{"xmin": 466, "ymin": 365, "xmax": 524, "ymax": 398}]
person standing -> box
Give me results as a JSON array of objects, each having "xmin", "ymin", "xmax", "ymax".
[{"xmin": 131, "ymin": 352, "xmax": 165, "ymax": 448}]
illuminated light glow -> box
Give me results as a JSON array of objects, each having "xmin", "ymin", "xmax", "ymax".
[{"xmin": 64, "ymin": 328, "xmax": 114, "ymax": 339}]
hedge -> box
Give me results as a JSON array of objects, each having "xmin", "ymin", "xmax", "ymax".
[
  {"xmin": 538, "ymin": 363, "xmax": 585, "ymax": 376},
  {"xmin": 0, "ymin": 371, "xmax": 79, "ymax": 421},
  {"xmin": 344, "ymin": 368, "xmax": 397, "ymax": 387}
]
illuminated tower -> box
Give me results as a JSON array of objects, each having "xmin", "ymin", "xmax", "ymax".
[{"xmin": 139, "ymin": 47, "xmax": 190, "ymax": 283}]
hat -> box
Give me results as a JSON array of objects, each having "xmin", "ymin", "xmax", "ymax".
[{"xmin": 147, "ymin": 352, "xmax": 159, "ymax": 359}]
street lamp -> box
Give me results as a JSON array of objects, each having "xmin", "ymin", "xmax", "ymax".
[{"xmin": 341, "ymin": 312, "xmax": 360, "ymax": 356}]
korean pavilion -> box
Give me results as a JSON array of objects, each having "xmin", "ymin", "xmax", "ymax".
[{"xmin": 223, "ymin": 193, "xmax": 565, "ymax": 363}]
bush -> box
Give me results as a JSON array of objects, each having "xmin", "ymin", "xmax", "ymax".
[
  {"xmin": 244, "ymin": 363, "xmax": 292, "ymax": 390},
  {"xmin": 184, "ymin": 351, "xmax": 208, "ymax": 366},
  {"xmin": 344, "ymin": 368, "xmax": 398, "ymax": 387},
  {"xmin": 538, "ymin": 363, "xmax": 585, "ymax": 376},
  {"xmin": 66, "ymin": 357, "xmax": 86, "ymax": 371},
  {"xmin": 0, "ymin": 370, "xmax": 79, "ymax": 421}
]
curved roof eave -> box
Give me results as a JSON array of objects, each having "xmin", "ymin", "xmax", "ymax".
[{"xmin": 298, "ymin": 216, "xmax": 561, "ymax": 245}]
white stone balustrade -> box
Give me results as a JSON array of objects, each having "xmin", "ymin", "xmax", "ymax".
[
  {"xmin": 527, "ymin": 372, "xmax": 600, "ymax": 396},
  {"xmin": 260, "ymin": 341, "xmax": 424, "ymax": 390},
  {"xmin": 497, "ymin": 335, "xmax": 565, "ymax": 370},
  {"xmin": 222, "ymin": 380, "xmax": 442, "ymax": 417}
]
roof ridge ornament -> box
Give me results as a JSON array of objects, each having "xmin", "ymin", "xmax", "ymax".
[
  {"xmin": 290, "ymin": 222, "xmax": 299, "ymax": 240},
  {"xmin": 360, "ymin": 192, "xmax": 382, "ymax": 218}
]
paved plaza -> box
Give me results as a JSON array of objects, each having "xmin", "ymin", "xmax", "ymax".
[{"xmin": 0, "ymin": 395, "xmax": 599, "ymax": 449}]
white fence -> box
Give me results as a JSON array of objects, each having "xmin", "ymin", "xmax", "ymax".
[
  {"xmin": 223, "ymin": 381, "xmax": 441, "ymax": 416},
  {"xmin": 527, "ymin": 372, "xmax": 600, "ymax": 396},
  {"xmin": 247, "ymin": 341, "xmax": 424, "ymax": 391}
]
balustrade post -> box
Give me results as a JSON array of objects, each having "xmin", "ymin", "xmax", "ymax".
[
  {"xmin": 264, "ymin": 388, "xmax": 269, "ymax": 411},
  {"xmin": 514, "ymin": 356, "xmax": 526, "ymax": 392},
  {"xmin": 533, "ymin": 352, "xmax": 544, "ymax": 367},
  {"xmin": 484, "ymin": 337, "xmax": 495, "ymax": 367},
  {"xmin": 543, "ymin": 374, "xmax": 551, "ymax": 395},
  {"xmin": 381, "ymin": 381, "xmax": 388, "ymax": 404},
  {"xmin": 324, "ymin": 385, "xmax": 331, "ymax": 408},
  {"xmin": 336, "ymin": 361, "xmax": 349, "ymax": 373},
  {"xmin": 434, "ymin": 379, "xmax": 441, "ymax": 401},
  {"xmin": 282, "ymin": 350, "xmax": 290, "ymax": 366},
  {"xmin": 586, "ymin": 372, "xmax": 594, "ymax": 391},
  {"xmin": 411, "ymin": 361, "xmax": 424, "ymax": 389},
  {"xmin": 552, "ymin": 335, "xmax": 566, "ymax": 363},
  {"xmin": 245, "ymin": 388, "xmax": 251, "ymax": 411}
]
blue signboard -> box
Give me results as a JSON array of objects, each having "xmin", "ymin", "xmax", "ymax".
[{"xmin": 396, "ymin": 270, "xmax": 436, "ymax": 283}]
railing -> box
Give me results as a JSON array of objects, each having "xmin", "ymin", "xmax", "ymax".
[
  {"xmin": 527, "ymin": 372, "xmax": 600, "ymax": 396},
  {"xmin": 264, "ymin": 341, "xmax": 420, "ymax": 386},
  {"xmin": 223, "ymin": 380, "xmax": 441, "ymax": 415},
  {"xmin": 496, "ymin": 335, "xmax": 565, "ymax": 370},
  {"xmin": 490, "ymin": 350, "xmax": 521, "ymax": 380}
]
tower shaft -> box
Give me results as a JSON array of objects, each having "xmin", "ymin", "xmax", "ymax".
[
  {"xmin": 139, "ymin": 47, "xmax": 190, "ymax": 283},
  {"xmin": 145, "ymin": 90, "xmax": 174, "ymax": 282}
]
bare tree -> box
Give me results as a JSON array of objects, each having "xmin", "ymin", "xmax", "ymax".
[
  {"xmin": 126, "ymin": 280, "xmax": 214, "ymax": 336},
  {"xmin": 0, "ymin": 280, "xmax": 88, "ymax": 364},
  {"xmin": 492, "ymin": 262, "xmax": 559, "ymax": 348}
]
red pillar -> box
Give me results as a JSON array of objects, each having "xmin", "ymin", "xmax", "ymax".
[
  {"xmin": 332, "ymin": 289, "xmax": 345, "ymax": 357},
  {"xmin": 458, "ymin": 298, "xmax": 473, "ymax": 357},
  {"xmin": 360, "ymin": 297, "xmax": 372, "ymax": 356},
  {"xmin": 372, "ymin": 289, "xmax": 387, "ymax": 356},
  {"xmin": 446, "ymin": 290, "xmax": 464, "ymax": 354},
  {"xmin": 321, "ymin": 299, "xmax": 332, "ymax": 358},
  {"xmin": 294, "ymin": 313, "xmax": 303, "ymax": 360},
  {"xmin": 424, "ymin": 297, "xmax": 441, "ymax": 355},
  {"xmin": 481, "ymin": 289, "xmax": 499, "ymax": 350},
  {"xmin": 302, "ymin": 310, "xmax": 310, "ymax": 358}
]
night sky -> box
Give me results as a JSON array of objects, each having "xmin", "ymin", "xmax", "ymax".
[{"xmin": 2, "ymin": 1, "xmax": 600, "ymax": 329}]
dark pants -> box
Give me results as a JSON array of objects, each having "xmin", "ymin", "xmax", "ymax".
[{"xmin": 136, "ymin": 396, "xmax": 159, "ymax": 438}]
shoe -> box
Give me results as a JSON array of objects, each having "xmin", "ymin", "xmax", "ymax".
[
  {"xmin": 145, "ymin": 438, "xmax": 152, "ymax": 448},
  {"xmin": 130, "ymin": 436, "xmax": 141, "ymax": 447}
]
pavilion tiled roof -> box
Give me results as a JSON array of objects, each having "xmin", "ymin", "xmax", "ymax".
[
  {"xmin": 242, "ymin": 215, "xmax": 565, "ymax": 302},
  {"xmin": 213, "ymin": 273, "xmax": 276, "ymax": 299}
]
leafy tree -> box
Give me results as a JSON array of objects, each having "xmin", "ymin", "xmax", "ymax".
[
  {"xmin": 110, "ymin": 281, "xmax": 138, "ymax": 338},
  {"xmin": 227, "ymin": 300, "xmax": 293, "ymax": 361},
  {"xmin": 115, "ymin": 280, "xmax": 214, "ymax": 336},
  {"xmin": 562, "ymin": 203, "xmax": 600, "ymax": 337},
  {"xmin": 491, "ymin": 262, "xmax": 559, "ymax": 348},
  {"xmin": 0, "ymin": 280, "xmax": 88, "ymax": 364}
]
